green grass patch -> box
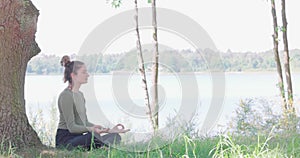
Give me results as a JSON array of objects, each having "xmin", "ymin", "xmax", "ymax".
[{"xmin": 0, "ymin": 133, "xmax": 298, "ymax": 158}]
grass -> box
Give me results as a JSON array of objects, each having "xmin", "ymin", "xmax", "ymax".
[
  {"xmin": 0, "ymin": 133, "xmax": 299, "ymax": 158},
  {"xmin": 8, "ymin": 135, "xmax": 218, "ymax": 158},
  {"xmin": 0, "ymin": 139, "xmax": 17, "ymax": 158},
  {"xmin": 211, "ymin": 135, "xmax": 281, "ymax": 157}
]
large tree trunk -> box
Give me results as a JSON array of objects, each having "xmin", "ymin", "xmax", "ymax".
[
  {"xmin": 151, "ymin": 0, "xmax": 159, "ymax": 130},
  {"xmin": 270, "ymin": 0, "xmax": 287, "ymax": 109},
  {"xmin": 281, "ymin": 0, "xmax": 294, "ymax": 111},
  {"xmin": 134, "ymin": 0, "xmax": 156, "ymax": 130},
  {"xmin": 0, "ymin": 0, "xmax": 42, "ymax": 148}
]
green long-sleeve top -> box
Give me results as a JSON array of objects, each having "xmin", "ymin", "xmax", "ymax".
[{"xmin": 57, "ymin": 88, "xmax": 94, "ymax": 133}]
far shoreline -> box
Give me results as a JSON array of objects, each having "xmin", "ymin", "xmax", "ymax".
[{"xmin": 25, "ymin": 70, "xmax": 300, "ymax": 76}]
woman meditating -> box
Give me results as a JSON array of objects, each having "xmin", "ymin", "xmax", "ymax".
[{"xmin": 55, "ymin": 55, "xmax": 129, "ymax": 150}]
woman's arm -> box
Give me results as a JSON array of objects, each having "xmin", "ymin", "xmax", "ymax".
[{"xmin": 86, "ymin": 121, "xmax": 94, "ymax": 127}]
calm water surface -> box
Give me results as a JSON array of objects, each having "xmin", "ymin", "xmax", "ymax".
[{"xmin": 25, "ymin": 72, "xmax": 300, "ymax": 132}]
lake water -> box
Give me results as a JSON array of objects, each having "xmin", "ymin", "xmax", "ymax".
[{"xmin": 25, "ymin": 72, "xmax": 300, "ymax": 133}]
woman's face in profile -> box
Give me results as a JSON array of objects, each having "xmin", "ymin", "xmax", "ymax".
[{"xmin": 73, "ymin": 65, "xmax": 89, "ymax": 84}]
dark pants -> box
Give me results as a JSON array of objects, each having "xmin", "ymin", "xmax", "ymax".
[{"xmin": 55, "ymin": 129, "xmax": 121, "ymax": 150}]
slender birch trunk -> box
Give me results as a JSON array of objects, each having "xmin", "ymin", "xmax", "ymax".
[
  {"xmin": 151, "ymin": 0, "xmax": 159, "ymax": 130},
  {"xmin": 270, "ymin": 0, "xmax": 287, "ymax": 109},
  {"xmin": 280, "ymin": 0, "xmax": 294, "ymax": 112},
  {"xmin": 134, "ymin": 0, "xmax": 156, "ymax": 130}
]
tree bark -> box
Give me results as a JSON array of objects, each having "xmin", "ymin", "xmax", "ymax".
[
  {"xmin": 151, "ymin": 0, "xmax": 159, "ymax": 130},
  {"xmin": 0, "ymin": 0, "xmax": 42, "ymax": 148},
  {"xmin": 281, "ymin": 0, "xmax": 294, "ymax": 111},
  {"xmin": 270, "ymin": 0, "xmax": 287, "ymax": 109},
  {"xmin": 134, "ymin": 0, "xmax": 156, "ymax": 130}
]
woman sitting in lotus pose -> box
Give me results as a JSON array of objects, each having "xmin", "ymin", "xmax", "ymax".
[{"xmin": 55, "ymin": 55, "xmax": 129, "ymax": 150}]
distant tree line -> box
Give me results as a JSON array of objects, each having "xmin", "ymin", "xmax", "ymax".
[{"xmin": 26, "ymin": 49, "xmax": 300, "ymax": 75}]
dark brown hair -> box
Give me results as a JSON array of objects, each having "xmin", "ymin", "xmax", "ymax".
[{"xmin": 60, "ymin": 55, "xmax": 84, "ymax": 84}]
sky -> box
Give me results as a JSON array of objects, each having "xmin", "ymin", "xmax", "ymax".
[{"xmin": 31, "ymin": 0, "xmax": 300, "ymax": 56}]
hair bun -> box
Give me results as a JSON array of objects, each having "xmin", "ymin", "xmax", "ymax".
[{"xmin": 60, "ymin": 55, "xmax": 71, "ymax": 67}]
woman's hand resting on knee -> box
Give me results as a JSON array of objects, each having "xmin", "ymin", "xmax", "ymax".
[
  {"xmin": 88, "ymin": 124, "xmax": 130, "ymax": 134},
  {"xmin": 107, "ymin": 124, "xmax": 130, "ymax": 133},
  {"xmin": 88, "ymin": 125, "xmax": 110, "ymax": 134}
]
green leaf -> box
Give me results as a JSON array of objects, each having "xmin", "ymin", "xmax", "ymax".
[
  {"xmin": 111, "ymin": 0, "xmax": 122, "ymax": 8},
  {"xmin": 280, "ymin": 26, "xmax": 286, "ymax": 32}
]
